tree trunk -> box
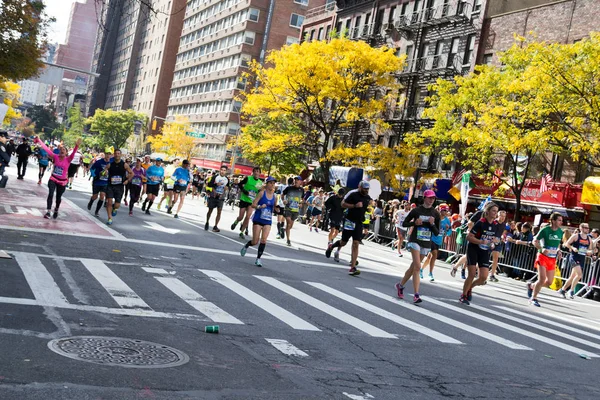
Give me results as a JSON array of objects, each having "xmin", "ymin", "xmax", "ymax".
[{"xmin": 514, "ymin": 190, "xmax": 522, "ymax": 222}]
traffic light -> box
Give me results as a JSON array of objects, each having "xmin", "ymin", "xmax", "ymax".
[{"xmin": 152, "ymin": 119, "xmax": 157, "ymax": 130}]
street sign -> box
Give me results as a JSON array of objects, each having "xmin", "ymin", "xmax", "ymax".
[{"xmin": 186, "ymin": 131, "xmax": 206, "ymax": 138}]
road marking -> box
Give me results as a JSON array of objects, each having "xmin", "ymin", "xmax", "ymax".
[
  {"xmin": 199, "ymin": 270, "xmax": 319, "ymax": 331},
  {"xmin": 144, "ymin": 221, "xmax": 180, "ymax": 235},
  {"xmin": 14, "ymin": 253, "xmax": 69, "ymax": 305},
  {"xmin": 256, "ymin": 276, "xmax": 396, "ymax": 339},
  {"xmin": 61, "ymin": 196, "xmax": 125, "ymax": 239},
  {"xmin": 424, "ymin": 297, "xmax": 599, "ymax": 357},
  {"xmin": 142, "ymin": 267, "xmax": 170, "ymax": 275},
  {"xmin": 343, "ymin": 393, "xmax": 374, "ymax": 400},
  {"xmin": 358, "ymin": 288, "xmax": 531, "ymax": 350},
  {"xmin": 80, "ymin": 259, "xmax": 152, "ymax": 310},
  {"xmin": 308, "ymin": 283, "xmax": 461, "ymax": 344},
  {"xmin": 532, "ymin": 309, "xmax": 600, "ymax": 331},
  {"xmin": 154, "ymin": 276, "xmax": 243, "ymax": 324},
  {"xmin": 265, "ymin": 338, "xmax": 308, "ymax": 357}
]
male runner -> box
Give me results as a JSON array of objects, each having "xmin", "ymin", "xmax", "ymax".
[
  {"xmin": 141, "ymin": 158, "xmax": 164, "ymax": 215},
  {"xmin": 205, "ymin": 165, "xmax": 229, "ymax": 232},
  {"xmin": 82, "ymin": 151, "xmax": 93, "ymax": 177},
  {"xmin": 87, "ymin": 149, "xmax": 112, "ymax": 217},
  {"xmin": 231, "ymin": 167, "xmax": 263, "ymax": 239},
  {"xmin": 158, "ymin": 158, "xmax": 179, "ymax": 210},
  {"xmin": 325, "ymin": 188, "xmax": 346, "ymax": 249},
  {"xmin": 282, "ymin": 176, "xmax": 304, "ymax": 246},
  {"xmin": 169, "ymin": 159, "xmax": 192, "ymax": 218},
  {"xmin": 141, "ymin": 155, "xmax": 152, "ymax": 199},
  {"xmin": 105, "ymin": 149, "xmax": 134, "ymax": 225}
]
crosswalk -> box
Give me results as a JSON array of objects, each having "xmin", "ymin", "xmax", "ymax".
[{"xmin": 2, "ymin": 251, "xmax": 600, "ymax": 358}]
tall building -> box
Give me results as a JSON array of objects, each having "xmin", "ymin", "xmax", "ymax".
[
  {"xmin": 17, "ymin": 80, "xmax": 48, "ymax": 106},
  {"xmin": 87, "ymin": 0, "xmax": 186, "ymax": 137},
  {"xmin": 166, "ymin": 0, "xmax": 325, "ymax": 171}
]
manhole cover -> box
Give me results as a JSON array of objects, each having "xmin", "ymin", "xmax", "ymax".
[{"xmin": 47, "ymin": 336, "xmax": 189, "ymax": 368}]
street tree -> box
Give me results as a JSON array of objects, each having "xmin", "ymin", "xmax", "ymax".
[
  {"xmin": 14, "ymin": 117, "xmax": 35, "ymax": 137},
  {"xmin": 86, "ymin": 108, "xmax": 147, "ymax": 150},
  {"xmin": 238, "ymin": 115, "xmax": 307, "ymax": 176},
  {"xmin": 63, "ymin": 106, "xmax": 85, "ymax": 147},
  {"xmin": 414, "ymin": 62, "xmax": 551, "ymax": 220},
  {"xmin": 242, "ymin": 37, "xmax": 404, "ymax": 187},
  {"xmin": 0, "ymin": 0, "xmax": 54, "ymax": 81},
  {"xmin": 27, "ymin": 104, "xmax": 58, "ymax": 134},
  {"xmin": 0, "ymin": 80, "xmax": 21, "ymax": 124},
  {"xmin": 147, "ymin": 116, "xmax": 197, "ymax": 160}
]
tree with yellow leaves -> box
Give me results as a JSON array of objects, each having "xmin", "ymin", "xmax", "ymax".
[
  {"xmin": 148, "ymin": 116, "xmax": 198, "ymax": 160},
  {"xmin": 242, "ymin": 37, "xmax": 404, "ymax": 186}
]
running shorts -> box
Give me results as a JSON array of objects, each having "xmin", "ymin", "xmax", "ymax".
[
  {"xmin": 146, "ymin": 184, "xmax": 159, "ymax": 196},
  {"xmin": 407, "ymin": 242, "xmax": 431, "ymax": 256},
  {"xmin": 467, "ymin": 245, "xmax": 491, "ymax": 268},
  {"xmin": 341, "ymin": 219, "xmax": 363, "ymax": 242},
  {"xmin": 252, "ymin": 220, "xmax": 271, "ymax": 227},
  {"xmin": 274, "ymin": 206, "xmax": 284, "ymax": 216},
  {"xmin": 492, "ymin": 242, "xmax": 504, "ymax": 253},
  {"xmin": 208, "ymin": 197, "xmax": 224, "ymax": 209},
  {"xmin": 67, "ymin": 163, "xmax": 79, "ymax": 178},
  {"xmin": 363, "ymin": 223, "xmax": 370, "ymax": 230},
  {"xmin": 396, "ymin": 227, "xmax": 408, "ymax": 237},
  {"xmin": 92, "ymin": 185, "xmax": 107, "ymax": 195},
  {"xmin": 431, "ymin": 241, "xmax": 440, "ymax": 251},
  {"xmin": 569, "ymin": 253, "xmax": 585, "ymax": 267},
  {"xmin": 311, "ymin": 208, "xmax": 322, "ymax": 217},
  {"xmin": 284, "ymin": 209, "xmax": 299, "ymax": 220},
  {"xmin": 536, "ymin": 253, "xmax": 557, "ymax": 271},
  {"xmin": 239, "ymin": 200, "xmax": 252, "ymax": 209},
  {"xmin": 329, "ymin": 219, "xmax": 342, "ymax": 230},
  {"xmin": 83, "ymin": 162, "xmax": 90, "ymax": 168},
  {"xmin": 106, "ymin": 185, "xmax": 125, "ymax": 203},
  {"xmin": 174, "ymin": 184, "xmax": 187, "ymax": 193},
  {"xmin": 163, "ymin": 183, "xmax": 174, "ymax": 191}
]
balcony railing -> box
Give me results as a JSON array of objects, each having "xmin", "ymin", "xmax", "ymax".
[
  {"xmin": 305, "ymin": 2, "xmax": 336, "ymax": 20},
  {"xmin": 399, "ymin": 54, "xmax": 463, "ymax": 78},
  {"xmin": 395, "ymin": 1, "xmax": 472, "ymax": 30},
  {"xmin": 350, "ymin": 23, "xmax": 373, "ymax": 40}
]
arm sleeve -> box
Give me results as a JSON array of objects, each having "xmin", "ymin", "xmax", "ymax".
[
  {"xmin": 238, "ymin": 177, "xmax": 248, "ymax": 190},
  {"xmin": 402, "ymin": 209, "xmax": 417, "ymax": 228},
  {"xmin": 34, "ymin": 139, "xmax": 56, "ymax": 162}
]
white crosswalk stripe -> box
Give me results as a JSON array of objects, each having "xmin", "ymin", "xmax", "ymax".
[
  {"xmin": 358, "ymin": 288, "xmax": 532, "ymax": 350},
  {"xmin": 256, "ymin": 276, "xmax": 396, "ymax": 339},
  {"xmin": 80, "ymin": 259, "xmax": 152, "ymax": 310},
  {"xmin": 14, "ymin": 253, "xmax": 69, "ymax": 305},
  {"xmin": 198, "ymin": 270, "xmax": 320, "ymax": 331},
  {"xmin": 307, "ymin": 282, "xmax": 461, "ymax": 344}
]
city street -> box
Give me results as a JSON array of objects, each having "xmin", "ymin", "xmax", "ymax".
[{"xmin": 0, "ymin": 162, "xmax": 599, "ymax": 400}]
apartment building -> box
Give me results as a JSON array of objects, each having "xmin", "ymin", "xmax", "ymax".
[{"xmin": 167, "ymin": 0, "xmax": 325, "ymax": 170}]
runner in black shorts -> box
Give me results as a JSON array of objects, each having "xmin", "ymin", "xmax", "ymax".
[{"xmin": 325, "ymin": 188, "xmax": 345, "ymax": 250}]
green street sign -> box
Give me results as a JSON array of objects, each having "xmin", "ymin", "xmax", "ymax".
[{"xmin": 186, "ymin": 131, "xmax": 206, "ymax": 138}]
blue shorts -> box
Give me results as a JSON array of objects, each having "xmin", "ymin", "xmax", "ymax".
[{"xmin": 407, "ymin": 242, "xmax": 431, "ymax": 256}]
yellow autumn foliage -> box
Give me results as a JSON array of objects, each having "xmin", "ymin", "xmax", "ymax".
[{"xmin": 148, "ymin": 116, "xmax": 198, "ymax": 160}]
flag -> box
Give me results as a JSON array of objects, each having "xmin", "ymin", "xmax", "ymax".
[
  {"xmin": 477, "ymin": 195, "xmax": 492, "ymax": 210},
  {"xmin": 492, "ymin": 169, "xmax": 503, "ymax": 185},
  {"xmin": 448, "ymin": 169, "xmax": 475, "ymax": 200},
  {"xmin": 540, "ymin": 173, "xmax": 553, "ymax": 194},
  {"xmin": 459, "ymin": 171, "xmax": 472, "ymax": 217}
]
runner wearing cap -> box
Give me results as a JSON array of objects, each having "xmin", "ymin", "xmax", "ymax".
[
  {"xmin": 140, "ymin": 155, "xmax": 152, "ymax": 200},
  {"xmin": 87, "ymin": 149, "xmax": 112, "ymax": 217},
  {"xmin": 326, "ymin": 181, "xmax": 371, "ymax": 275},
  {"xmin": 282, "ymin": 176, "xmax": 305, "ymax": 246},
  {"xmin": 420, "ymin": 204, "xmax": 451, "ymax": 282},
  {"xmin": 488, "ymin": 210, "xmax": 508, "ymax": 282},
  {"xmin": 395, "ymin": 189, "xmax": 440, "ymax": 303},
  {"xmin": 325, "ymin": 188, "xmax": 346, "ymax": 248},
  {"xmin": 128, "ymin": 158, "xmax": 146, "ymax": 216},
  {"xmin": 231, "ymin": 167, "xmax": 263, "ymax": 239},
  {"xmin": 240, "ymin": 176, "xmax": 278, "ymax": 267},
  {"xmin": 141, "ymin": 158, "xmax": 165, "ymax": 215},
  {"xmin": 168, "ymin": 159, "xmax": 192, "ymax": 219}
]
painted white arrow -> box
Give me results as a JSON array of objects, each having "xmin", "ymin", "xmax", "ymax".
[{"xmin": 144, "ymin": 221, "xmax": 180, "ymax": 235}]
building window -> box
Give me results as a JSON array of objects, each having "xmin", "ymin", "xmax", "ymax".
[
  {"xmin": 248, "ymin": 8, "xmax": 260, "ymax": 22},
  {"xmin": 244, "ymin": 31, "xmax": 256, "ymax": 45},
  {"xmin": 318, "ymin": 27, "xmax": 324, "ymax": 40},
  {"xmin": 464, "ymin": 34, "xmax": 476, "ymax": 65},
  {"xmin": 309, "ymin": 29, "xmax": 315, "ymax": 41},
  {"xmin": 286, "ymin": 36, "xmax": 299, "ymax": 45},
  {"xmin": 473, "ymin": 0, "xmax": 483, "ymax": 12},
  {"xmin": 290, "ymin": 13, "xmax": 304, "ymax": 28},
  {"xmin": 232, "ymin": 100, "xmax": 242, "ymax": 113},
  {"xmin": 294, "ymin": 0, "xmax": 309, "ymax": 5},
  {"xmin": 482, "ymin": 53, "xmax": 493, "ymax": 65}
]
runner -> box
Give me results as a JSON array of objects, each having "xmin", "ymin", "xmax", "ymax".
[
  {"xmin": 33, "ymin": 137, "xmax": 81, "ymax": 219},
  {"xmin": 308, "ymin": 189, "xmax": 325, "ymax": 232},
  {"xmin": 231, "ymin": 167, "xmax": 263, "ymax": 239},
  {"xmin": 559, "ymin": 222, "xmax": 592, "ymax": 299},
  {"xmin": 325, "ymin": 181, "xmax": 372, "ymax": 275},
  {"xmin": 128, "ymin": 158, "xmax": 146, "ymax": 216},
  {"xmin": 67, "ymin": 147, "xmax": 82, "ymax": 189},
  {"xmin": 105, "ymin": 149, "xmax": 134, "ymax": 225},
  {"xmin": 123, "ymin": 157, "xmax": 133, "ymax": 206},
  {"xmin": 276, "ymin": 178, "xmax": 292, "ymax": 239},
  {"xmin": 420, "ymin": 204, "xmax": 451, "ymax": 282},
  {"xmin": 87, "ymin": 149, "xmax": 112, "ymax": 217},
  {"xmin": 158, "ymin": 158, "xmax": 179, "ymax": 210},
  {"xmin": 282, "ymin": 176, "xmax": 305, "ymax": 246},
  {"xmin": 240, "ymin": 176, "xmax": 278, "ymax": 266},
  {"xmin": 459, "ymin": 202, "xmax": 503, "ymax": 305},
  {"xmin": 528, "ymin": 212, "xmax": 564, "ymax": 307},
  {"xmin": 36, "ymin": 144, "xmax": 50, "ymax": 185},
  {"xmin": 325, "ymin": 188, "xmax": 346, "ymax": 249},
  {"xmin": 394, "ymin": 190, "xmax": 440, "ymax": 304},
  {"xmin": 82, "ymin": 151, "xmax": 93, "ymax": 177},
  {"xmin": 140, "ymin": 155, "xmax": 152, "ymax": 200},
  {"xmin": 168, "ymin": 159, "xmax": 192, "ymax": 219},
  {"xmin": 394, "ymin": 202, "xmax": 411, "ymax": 257},
  {"xmin": 141, "ymin": 158, "xmax": 164, "ymax": 215},
  {"xmin": 488, "ymin": 210, "xmax": 508, "ymax": 282},
  {"xmin": 205, "ymin": 165, "xmax": 229, "ymax": 232}
]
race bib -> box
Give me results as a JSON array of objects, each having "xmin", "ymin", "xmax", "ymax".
[
  {"xmin": 545, "ymin": 247, "xmax": 558, "ymax": 258},
  {"xmin": 52, "ymin": 165, "xmax": 64, "ymax": 177},
  {"xmin": 166, "ymin": 183, "xmax": 174, "ymax": 190},
  {"xmin": 150, "ymin": 175, "xmax": 159, "ymax": 182},
  {"xmin": 110, "ymin": 176, "xmax": 123, "ymax": 185},
  {"xmin": 578, "ymin": 246, "xmax": 589, "ymax": 255},
  {"xmin": 343, "ymin": 220, "xmax": 356, "ymax": 231},
  {"xmin": 132, "ymin": 177, "xmax": 142, "ymax": 186},
  {"xmin": 289, "ymin": 200, "xmax": 299, "ymax": 212},
  {"xmin": 178, "ymin": 179, "xmax": 187, "ymax": 185},
  {"xmin": 216, "ymin": 185, "xmax": 224, "ymax": 194},
  {"xmin": 260, "ymin": 208, "xmax": 272, "ymax": 220},
  {"xmin": 416, "ymin": 227, "xmax": 431, "ymax": 242},
  {"xmin": 248, "ymin": 190, "xmax": 257, "ymax": 200}
]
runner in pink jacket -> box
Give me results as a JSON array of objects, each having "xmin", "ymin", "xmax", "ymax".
[{"xmin": 34, "ymin": 137, "xmax": 81, "ymax": 219}]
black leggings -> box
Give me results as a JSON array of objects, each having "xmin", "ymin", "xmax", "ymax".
[
  {"xmin": 129, "ymin": 185, "xmax": 142, "ymax": 211},
  {"xmin": 47, "ymin": 180, "xmax": 66, "ymax": 211},
  {"xmin": 39, "ymin": 165, "xmax": 47, "ymax": 180}
]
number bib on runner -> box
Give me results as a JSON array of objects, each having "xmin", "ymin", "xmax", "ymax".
[
  {"xmin": 52, "ymin": 165, "xmax": 64, "ymax": 177},
  {"xmin": 132, "ymin": 177, "xmax": 142, "ymax": 186},
  {"xmin": 343, "ymin": 220, "xmax": 356, "ymax": 231},
  {"xmin": 260, "ymin": 208, "xmax": 272, "ymax": 220},
  {"xmin": 216, "ymin": 186, "xmax": 224, "ymax": 194},
  {"xmin": 545, "ymin": 247, "xmax": 558, "ymax": 258},
  {"xmin": 289, "ymin": 200, "xmax": 299, "ymax": 212},
  {"xmin": 416, "ymin": 227, "xmax": 431, "ymax": 242},
  {"xmin": 248, "ymin": 190, "xmax": 257, "ymax": 201},
  {"xmin": 110, "ymin": 176, "xmax": 123, "ymax": 185},
  {"xmin": 578, "ymin": 246, "xmax": 589, "ymax": 255}
]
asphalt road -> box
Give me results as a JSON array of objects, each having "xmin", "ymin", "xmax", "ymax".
[{"xmin": 1, "ymin": 159, "xmax": 599, "ymax": 400}]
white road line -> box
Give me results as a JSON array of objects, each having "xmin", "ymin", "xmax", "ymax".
[
  {"xmin": 14, "ymin": 253, "xmax": 69, "ymax": 305},
  {"xmin": 61, "ymin": 196, "xmax": 125, "ymax": 238},
  {"xmin": 308, "ymin": 283, "xmax": 461, "ymax": 344},
  {"xmin": 359, "ymin": 288, "xmax": 531, "ymax": 350},
  {"xmin": 256, "ymin": 276, "xmax": 396, "ymax": 339},
  {"xmin": 154, "ymin": 277, "xmax": 243, "ymax": 324},
  {"xmin": 199, "ymin": 270, "xmax": 319, "ymax": 331},
  {"xmin": 265, "ymin": 338, "xmax": 309, "ymax": 357},
  {"xmin": 80, "ymin": 259, "xmax": 152, "ymax": 310},
  {"xmin": 533, "ymin": 309, "xmax": 600, "ymax": 331},
  {"xmin": 142, "ymin": 267, "xmax": 170, "ymax": 274},
  {"xmin": 424, "ymin": 297, "xmax": 599, "ymax": 357},
  {"xmin": 470, "ymin": 303, "xmax": 600, "ymax": 351},
  {"xmin": 343, "ymin": 393, "xmax": 374, "ymax": 400}
]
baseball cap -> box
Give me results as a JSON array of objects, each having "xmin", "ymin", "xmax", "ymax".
[
  {"xmin": 294, "ymin": 176, "xmax": 302, "ymax": 181},
  {"xmin": 266, "ymin": 176, "xmax": 277, "ymax": 183},
  {"xmin": 423, "ymin": 189, "xmax": 436, "ymax": 198},
  {"xmin": 0, "ymin": 130, "xmax": 8, "ymax": 138},
  {"xmin": 155, "ymin": 157, "xmax": 163, "ymax": 162},
  {"xmin": 411, "ymin": 203, "xmax": 417, "ymax": 208},
  {"xmin": 440, "ymin": 205, "xmax": 449, "ymax": 211},
  {"xmin": 358, "ymin": 180, "xmax": 370, "ymax": 189}
]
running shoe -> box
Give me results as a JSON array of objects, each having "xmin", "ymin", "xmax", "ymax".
[
  {"xmin": 94, "ymin": 213, "xmax": 100, "ymax": 218},
  {"xmin": 428, "ymin": 273, "xmax": 434, "ymax": 282},
  {"xmin": 239, "ymin": 232, "xmax": 245, "ymax": 240},
  {"xmin": 398, "ymin": 253, "xmax": 403, "ymax": 257},
  {"xmin": 489, "ymin": 275, "xmax": 499, "ymax": 283},
  {"xmin": 112, "ymin": 210, "xmax": 117, "ymax": 217},
  {"xmin": 395, "ymin": 282, "xmax": 404, "ymax": 299},
  {"xmin": 333, "ymin": 251, "xmax": 340, "ymax": 262},
  {"xmin": 567, "ymin": 290, "xmax": 575, "ymax": 300},
  {"xmin": 240, "ymin": 247, "xmax": 247, "ymax": 257},
  {"xmin": 315, "ymin": 228, "xmax": 319, "ymax": 233},
  {"xmin": 107, "ymin": 219, "xmax": 113, "ymax": 225},
  {"xmin": 68, "ymin": 184, "xmax": 72, "ymax": 189},
  {"xmin": 87, "ymin": 201, "xmax": 93, "ymax": 211},
  {"xmin": 157, "ymin": 204, "xmax": 162, "ymax": 210},
  {"xmin": 44, "ymin": 211, "xmax": 51, "ymax": 219},
  {"xmin": 460, "ymin": 269, "xmax": 466, "ymax": 280},
  {"xmin": 129, "ymin": 211, "xmax": 133, "ymax": 216},
  {"xmin": 276, "ymin": 234, "xmax": 281, "ymax": 239},
  {"xmin": 141, "ymin": 203, "xmax": 146, "ymax": 211},
  {"xmin": 212, "ymin": 227, "xmax": 220, "ymax": 232},
  {"xmin": 413, "ymin": 294, "xmax": 422, "ymax": 304},
  {"xmin": 124, "ymin": 200, "xmax": 128, "ymax": 206},
  {"xmin": 287, "ymin": 240, "xmax": 291, "ymax": 247},
  {"xmin": 466, "ymin": 290, "xmax": 472, "ymax": 302},
  {"xmin": 231, "ymin": 220, "xmax": 238, "ymax": 230},
  {"xmin": 37, "ymin": 180, "xmax": 41, "ymax": 185},
  {"xmin": 419, "ymin": 269, "xmax": 423, "ymax": 279},
  {"xmin": 245, "ymin": 228, "xmax": 249, "ymax": 236},
  {"xmin": 558, "ymin": 288, "xmax": 566, "ymax": 298},
  {"xmin": 450, "ymin": 267, "xmax": 457, "ymax": 278},
  {"xmin": 145, "ymin": 210, "xmax": 151, "ymax": 215},
  {"xmin": 459, "ymin": 294, "xmax": 470, "ymax": 305},
  {"xmin": 204, "ymin": 222, "xmax": 209, "ymax": 230},
  {"xmin": 52, "ymin": 211, "xmax": 58, "ymax": 219},
  {"xmin": 325, "ymin": 243, "xmax": 333, "ymax": 258},
  {"xmin": 309, "ymin": 226, "xmax": 313, "ymax": 232},
  {"xmin": 348, "ymin": 267, "xmax": 360, "ymax": 276},
  {"xmin": 527, "ymin": 282, "xmax": 534, "ymax": 299},
  {"xmin": 174, "ymin": 214, "xmax": 179, "ymax": 219},
  {"xmin": 166, "ymin": 207, "xmax": 172, "ymax": 214},
  {"xmin": 255, "ymin": 259, "xmax": 262, "ymax": 267},
  {"xmin": 529, "ymin": 298, "xmax": 541, "ymax": 307}
]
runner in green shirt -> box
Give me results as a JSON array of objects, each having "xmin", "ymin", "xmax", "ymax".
[
  {"xmin": 231, "ymin": 167, "xmax": 263, "ymax": 239},
  {"xmin": 82, "ymin": 152, "xmax": 93, "ymax": 177}
]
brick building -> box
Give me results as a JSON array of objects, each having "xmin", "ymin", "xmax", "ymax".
[{"xmin": 166, "ymin": 0, "xmax": 325, "ymax": 172}]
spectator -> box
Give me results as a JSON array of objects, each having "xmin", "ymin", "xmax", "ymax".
[{"xmin": 16, "ymin": 137, "xmax": 33, "ymax": 179}]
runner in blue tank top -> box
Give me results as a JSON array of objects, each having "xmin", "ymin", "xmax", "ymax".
[{"xmin": 240, "ymin": 176, "xmax": 278, "ymax": 267}]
